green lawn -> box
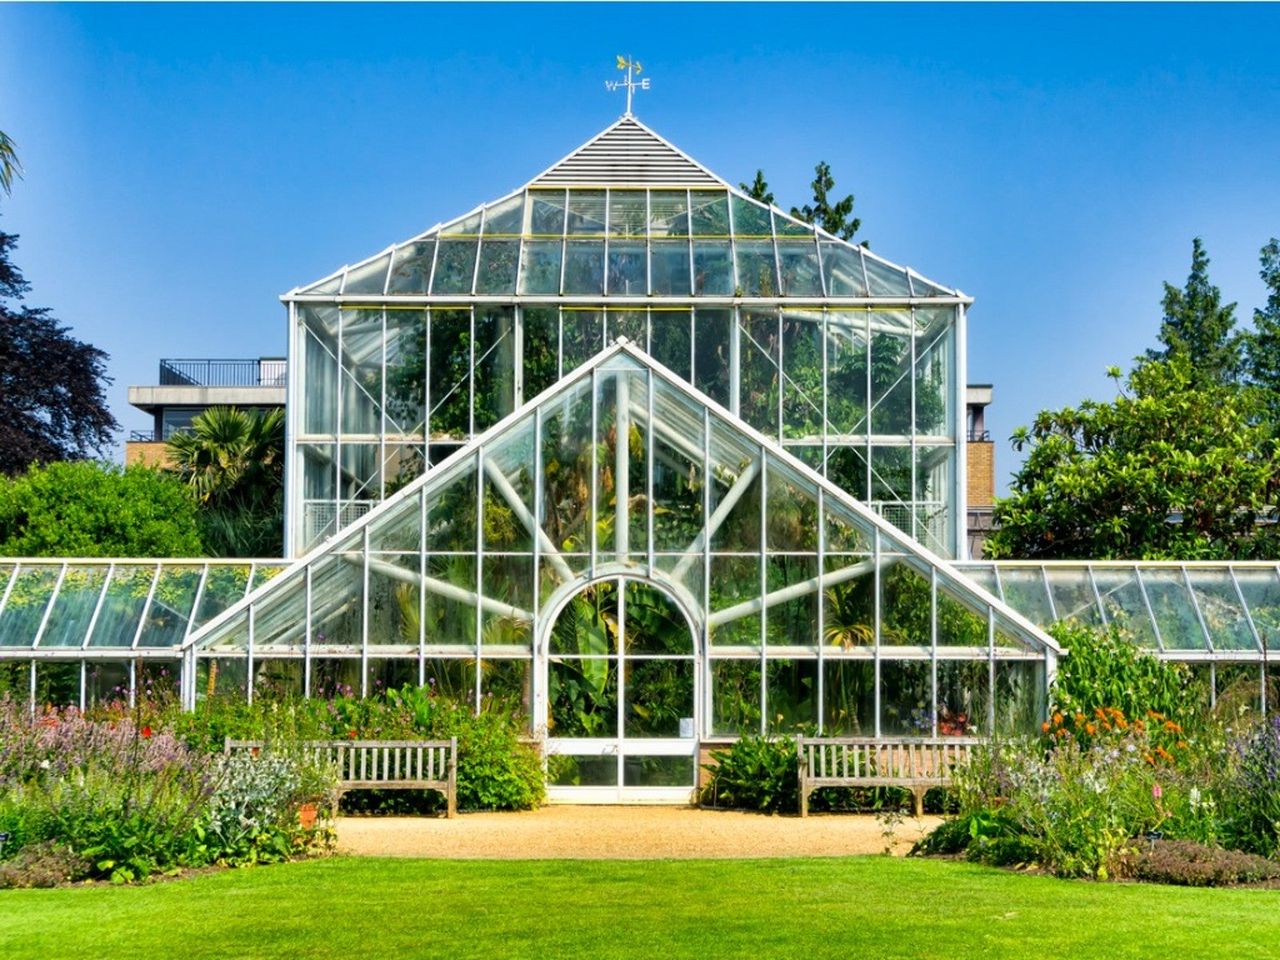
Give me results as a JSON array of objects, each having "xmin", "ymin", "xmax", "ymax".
[{"xmin": 1, "ymin": 856, "xmax": 1276, "ymax": 959}]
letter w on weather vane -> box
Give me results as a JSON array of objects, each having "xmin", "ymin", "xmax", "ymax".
[{"xmin": 605, "ymin": 55, "xmax": 650, "ymax": 115}]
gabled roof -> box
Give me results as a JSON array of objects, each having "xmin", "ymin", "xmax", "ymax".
[
  {"xmin": 288, "ymin": 114, "xmax": 965, "ymax": 300},
  {"xmin": 528, "ymin": 115, "xmax": 724, "ymax": 187},
  {"xmin": 184, "ymin": 340, "xmax": 1057, "ymax": 659}
]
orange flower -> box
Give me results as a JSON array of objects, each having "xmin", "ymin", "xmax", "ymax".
[
  {"xmin": 1085, "ymin": 723, "xmax": 1097, "ymax": 735},
  {"xmin": 1074, "ymin": 713, "xmax": 1086, "ymax": 725},
  {"xmin": 1052, "ymin": 711, "xmax": 1064, "ymax": 726},
  {"xmin": 1163, "ymin": 721, "xmax": 1182, "ymax": 734},
  {"xmin": 1177, "ymin": 740, "xmax": 1188, "ymax": 749},
  {"xmin": 1095, "ymin": 707, "xmax": 1107, "ymax": 719},
  {"xmin": 1042, "ymin": 721, "xmax": 1051, "ymax": 733}
]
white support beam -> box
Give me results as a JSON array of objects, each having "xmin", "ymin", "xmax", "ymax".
[
  {"xmin": 483, "ymin": 458, "xmax": 574, "ymax": 584},
  {"xmin": 670, "ymin": 457, "xmax": 761, "ymax": 584},
  {"xmin": 358, "ymin": 555, "xmax": 533, "ymax": 623},
  {"xmin": 707, "ymin": 557, "xmax": 876, "ymax": 629}
]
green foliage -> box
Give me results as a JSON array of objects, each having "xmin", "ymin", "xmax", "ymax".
[
  {"xmin": 0, "ymin": 460, "xmax": 204, "ymax": 557},
  {"xmin": 0, "ymin": 130, "xmax": 20, "ymax": 196},
  {"xmin": 165, "ymin": 406, "xmax": 285, "ymax": 557},
  {"xmin": 987, "ymin": 356, "xmax": 1280, "ymax": 560},
  {"xmin": 791, "ymin": 161, "xmax": 861, "ymax": 243},
  {"xmin": 1047, "ymin": 621, "xmax": 1198, "ymax": 734},
  {"xmin": 0, "ymin": 226, "xmax": 119, "ymax": 474},
  {"xmin": 1123, "ymin": 839, "xmax": 1280, "ymax": 887},
  {"xmin": 739, "ymin": 170, "xmax": 774, "ymax": 205},
  {"xmin": 1146, "ymin": 238, "xmax": 1243, "ymax": 386},
  {"xmin": 700, "ymin": 735, "xmax": 798, "ymax": 813},
  {"xmin": 1245, "ymin": 238, "xmax": 1280, "ymax": 425}
]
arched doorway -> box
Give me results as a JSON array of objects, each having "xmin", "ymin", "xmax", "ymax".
[{"xmin": 540, "ymin": 575, "xmax": 699, "ymax": 802}]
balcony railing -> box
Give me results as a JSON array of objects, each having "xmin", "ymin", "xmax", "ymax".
[
  {"xmin": 158, "ymin": 358, "xmax": 287, "ymax": 388},
  {"xmin": 967, "ymin": 429, "xmax": 991, "ymax": 442}
]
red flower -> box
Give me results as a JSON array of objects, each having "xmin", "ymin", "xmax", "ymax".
[
  {"xmin": 347, "ymin": 729, "xmax": 358, "ymax": 739},
  {"xmin": 141, "ymin": 725, "xmax": 152, "ymax": 739}
]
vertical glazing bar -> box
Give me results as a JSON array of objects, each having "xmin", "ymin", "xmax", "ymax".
[
  {"xmin": 128, "ymin": 659, "xmax": 136, "ymax": 710},
  {"xmin": 616, "ymin": 370, "xmax": 630, "ymax": 557},
  {"xmin": 987, "ymin": 608, "xmax": 997, "ymax": 736},
  {"xmin": 617, "ymin": 575, "xmax": 626, "ymax": 787},
  {"xmin": 514, "ymin": 305, "xmax": 525, "ymax": 408},
  {"xmin": 79, "ymin": 660, "xmax": 86, "ymax": 712},
  {"xmin": 759, "ymin": 446, "xmax": 768, "ymax": 737},
  {"xmin": 702, "ymin": 407, "xmax": 713, "ymax": 735},
  {"xmin": 1040, "ymin": 565, "xmax": 1059, "ymax": 621},
  {"xmin": 424, "ymin": 307, "xmax": 432, "ymax": 469},
  {"xmin": 532, "ymin": 406, "xmax": 544, "ymax": 733},
  {"xmin": 954, "ymin": 304, "xmax": 968, "ymax": 558},
  {"xmin": 776, "ymin": 307, "xmax": 784, "ymax": 443},
  {"xmin": 284, "ymin": 300, "xmax": 299, "ymax": 556},
  {"xmin": 474, "ymin": 447, "xmax": 485, "ymax": 714},
  {"xmin": 468, "ymin": 307, "xmax": 476, "ymax": 438},
  {"xmin": 821, "ymin": 310, "xmax": 829, "ymax": 477},
  {"xmin": 864, "ymin": 309, "xmax": 872, "ymax": 504},
  {"xmin": 418, "ymin": 488, "xmax": 428, "ymax": 688},
  {"xmin": 590, "ymin": 368, "xmax": 599, "ymax": 580},
  {"xmin": 930, "ymin": 567, "xmax": 939, "ymax": 738},
  {"xmin": 558, "ymin": 189, "xmax": 569, "ymax": 303},
  {"xmin": 28, "ymin": 660, "xmax": 36, "ymax": 716},
  {"xmin": 873, "ymin": 528, "xmax": 881, "ymax": 738},
  {"xmin": 685, "ymin": 188, "xmax": 694, "ymax": 296},
  {"xmin": 379, "ymin": 308, "xmax": 387, "ymax": 501},
  {"xmin": 729, "ymin": 307, "xmax": 741, "ymax": 417},
  {"xmin": 646, "ymin": 369, "xmax": 655, "ymax": 579},
  {"xmin": 304, "ymin": 564, "xmax": 313, "ymax": 698},
  {"xmin": 909, "ymin": 307, "xmax": 918, "ymax": 545},
  {"xmin": 470, "ymin": 205, "xmax": 487, "ymax": 296},
  {"xmin": 360, "ymin": 525, "xmax": 370, "ymax": 697},
  {"xmin": 335, "ymin": 307, "xmax": 344, "ymax": 538},
  {"xmin": 246, "ymin": 603, "xmax": 255, "ymax": 706},
  {"xmin": 816, "ymin": 487, "xmax": 825, "ymax": 735}
]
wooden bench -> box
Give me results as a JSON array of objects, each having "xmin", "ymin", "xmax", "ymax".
[
  {"xmin": 796, "ymin": 737, "xmax": 979, "ymax": 817},
  {"xmin": 225, "ymin": 737, "xmax": 458, "ymax": 818}
]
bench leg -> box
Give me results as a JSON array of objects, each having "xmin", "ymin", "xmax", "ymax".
[
  {"xmin": 911, "ymin": 787, "xmax": 925, "ymax": 819},
  {"xmin": 800, "ymin": 784, "xmax": 809, "ymax": 818}
]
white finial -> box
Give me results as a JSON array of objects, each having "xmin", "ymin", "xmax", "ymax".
[{"xmin": 605, "ymin": 55, "xmax": 650, "ymax": 116}]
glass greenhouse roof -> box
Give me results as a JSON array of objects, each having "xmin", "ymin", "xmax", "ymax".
[
  {"xmin": 0, "ymin": 561, "xmax": 285, "ymax": 655},
  {"xmin": 957, "ymin": 562, "xmax": 1280, "ymax": 656},
  {"xmin": 290, "ymin": 117, "xmax": 961, "ymax": 302},
  {"xmin": 185, "ymin": 339, "xmax": 1055, "ymax": 671}
]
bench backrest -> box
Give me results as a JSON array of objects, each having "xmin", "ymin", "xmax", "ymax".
[
  {"xmin": 224, "ymin": 738, "xmax": 456, "ymax": 786},
  {"xmin": 796, "ymin": 737, "xmax": 980, "ymax": 781}
]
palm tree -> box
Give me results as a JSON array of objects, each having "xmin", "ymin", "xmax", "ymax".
[
  {"xmin": 0, "ymin": 131, "xmax": 21, "ymax": 196},
  {"xmin": 166, "ymin": 407, "xmax": 285, "ymax": 556}
]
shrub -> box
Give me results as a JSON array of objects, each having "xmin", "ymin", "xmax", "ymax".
[
  {"xmin": 0, "ymin": 841, "xmax": 88, "ymax": 889},
  {"xmin": 701, "ymin": 736, "xmax": 798, "ymax": 813},
  {"xmin": 1223, "ymin": 716, "xmax": 1280, "ymax": 857},
  {"xmin": 1122, "ymin": 839, "xmax": 1280, "ymax": 887},
  {"xmin": 1047, "ymin": 621, "xmax": 1199, "ymax": 747}
]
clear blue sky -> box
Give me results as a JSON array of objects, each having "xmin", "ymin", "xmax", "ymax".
[{"xmin": 2, "ymin": 3, "xmax": 1278, "ymax": 491}]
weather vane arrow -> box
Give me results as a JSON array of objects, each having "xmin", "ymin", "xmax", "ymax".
[{"xmin": 604, "ymin": 55, "xmax": 650, "ymax": 116}]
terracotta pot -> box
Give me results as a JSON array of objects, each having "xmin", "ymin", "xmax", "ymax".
[{"xmin": 298, "ymin": 802, "xmax": 318, "ymax": 830}]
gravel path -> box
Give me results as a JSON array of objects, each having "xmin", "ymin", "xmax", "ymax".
[{"xmin": 336, "ymin": 806, "xmax": 943, "ymax": 860}]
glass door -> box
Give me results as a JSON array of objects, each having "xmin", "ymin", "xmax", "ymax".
[{"xmin": 544, "ymin": 577, "xmax": 698, "ymax": 802}]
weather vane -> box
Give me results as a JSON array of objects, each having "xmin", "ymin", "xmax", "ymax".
[{"xmin": 605, "ymin": 55, "xmax": 649, "ymax": 116}]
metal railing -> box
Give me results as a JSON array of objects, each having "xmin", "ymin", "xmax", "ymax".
[
  {"xmin": 967, "ymin": 429, "xmax": 991, "ymax": 442},
  {"xmin": 158, "ymin": 358, "xmax": 287, "ymax": 388}
]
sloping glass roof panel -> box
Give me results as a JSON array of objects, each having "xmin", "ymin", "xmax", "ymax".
[
  {"xmin": 1186, "ymin": 569, "xmax": 1257, "ymax": 651},
  {"xmin": 1234, "ymin": 568, "xmax": 1280, "ymax": 650},
  {"xmin": 189, "ymin": 342, "xmax": 1053, "ymax": 661},
  {"xmin": 1140, "ymin": 568, "xmax": 1207, "ymax": 651},
  {"xmin": 39, "ymin": 566, "xmax": 109, "ymax": 648},
  {"xmin": 1091, "ymin": 567, "xmax": 1159, "ymax": 648},
  {"xmin": 0, "ymin": 565, "xmax": 59, "ymax": 649},
  {"xmin": 994, "ymin": 567, "xmax": 1055, "ymax": 628}
]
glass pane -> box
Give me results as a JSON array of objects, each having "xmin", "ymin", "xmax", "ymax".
[
  {"xmin": 823, "ymin": 556, "xmax": 875, "ymax": 650},
  {"xmin": 88, "ymin": 565, "xmax": 156, "ymax": 648},
  {"xmin": 765, "ymin": 459, "xmax": 818, "ymax": 551},
  {"xmin": 914, "ymin": 311, "xmax": 953, "ymax": 435},
  {"xmin": 735, "ymin": 240, "xmax": 777, "ymax": 297},
  {"xmin": 782, "ymin": 311, "xmax": 823, "ymax": 439},
  {"xmin": 343, "ymin": 253, "xmax": 390, "ymax": 295},
  {"xmin": 739, "ymin": 310, "xmax": 780, "ymax": 436},
  {"xmin": 692, "ymin": 241, "xmax": 733, "ymax": 296},
  {"xmin": 528, "ymin": 190, "xmax": 566, "ymax": 236},
  {"xmin": 649, "ymin": 190, "xmax": 689, "ymax": 237},
  {"xmin": 693, "ymin": 308, "xmax": 732, "ymax": 406},
  {"xmin": 483, "ymin": 194, "xmax": 525, "ymax": 235},
  {"xmin": 549, "ymin": 755, "xmax": 617, "ymax": 786},
  {"xmin": 880, "ymin": 659, "xmax": 931, "ymax": 736},
  {"xmin": 995, "ymin": 567, "xmax": 1054, "ymax": 628},
  {"xmin": 193, "ymin": 565, "xmax": 253, "ymax": 628},
  {"xmin": 522, "ymin": 307, "xmax": 559, "ymax": 397},
  {"xmin": 473, "ymin": 306, "xmax": 516, "ymax": 430},
  {"xmin": 864, "ymin": 255, "xmax": 912, "ymax": 297},
  {"xmin": 820, "ymin": 242, "xmax": 867, "ymax": 296},
  {"xmin": 40, "ymin": 567, "xmax": 108, "ymax": 648},
  {"xmin": 879, "ymin": 562, "xmax": 934, "ymax": 647},
  {"xmin": 606, "ymin": 241, "xmax": 647, "ymax": 295},
  {"xmin": 427, "ymin": 308, "xmax": 471, "ymax": 440},
  {"xmin": 650, "ymin": 240, "xmax": 691, "ymax": 296},
  {"xmin": 778, "ymin": 241, "xmax": 823, "ymax": 296},
  {"xmin": 689, "ymin": 190, "xmax": 730, "ymax": 236},
  {"xmin": 430, "ymin": 239, "xmax": 477, "ymax": 294},
  {"xmin": 1141, "ymin": 569, "xmax": 1208, "ymax": 650},
  {"xmin": 766, "ymin": 658, "xmax": 818, "ymax": 732},
  {"xmin": 937, "ymin": 660, "xmax": 988, "ymax": 736},
  {"xmin": 649, "ymin": 309, "xmax": 692, "ymax": 381},
  {"xmin": 388, "ymin": 241, "xmax": 435, "ymax": 294},
  {"xmin": 995, "ymin": 661, "xmax": 1045, "ymax": 737},
  {"xmin": 549, "ymin": 655, "xmax": 617, "ymax": 737},
  {"xmin": 607, "ymin": 191, "xmax": 647, "ymax": 238},
  {"xmin": 822, "ymin": 658, "xmax": 874, "ymax": 734},
  {"xmin": 1045, "ymin": 568, "xmax": 1103, "ymax": 626},
  {"xmin": 86, "ymin": 661, "xmax": 129, "ymax": 709},
  {"xmin": 475, "ymin": 240, "xmax": 519, "ymax": 294},
  {"xmin": 567, "ymin": 190, "xmax": 607, "ymax": 235},
  {"xmin": 1235, "ymin": 568, "xmax": 1280, "ymax": 650},
  {"xmin": 1092, "ymin": 567, "xmax": 1159, "ymax": 648},
  {"xmin": 826, "ymin": 311, "xmax": 868, "ymax": 437},
  {"xmin": 1187, "ymin": 569, "xmax": 1257, "ymax": 651},
  {"xmin": 35, "ymin": 662, "xmax": 80, "ymax": 708},
  {"xmin": 518, "ymin": 240, "xmax": 562, "ymax": 295},
  {"xmin": 623, "ymin": 755, "xmax": 694, "ymax": 787},
  {"xmin": 563, "ymin": 241, "xmax": 604, "ymax": 295},
  {"xmin": 625, "ymin": 659, "xmax": 693, "ymax": 737},
  {"xmin": 137, "ymin": 566, "xmax": 204, "ymax": 648},
  {"xmin": 711, "ymin": 658, "xmax": 760, "ymax": 735}
]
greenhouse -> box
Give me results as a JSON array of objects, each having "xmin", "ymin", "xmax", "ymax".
[{"xmin": 1, "ymin": 113, "xmax": 1277, "ymax": 800}]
